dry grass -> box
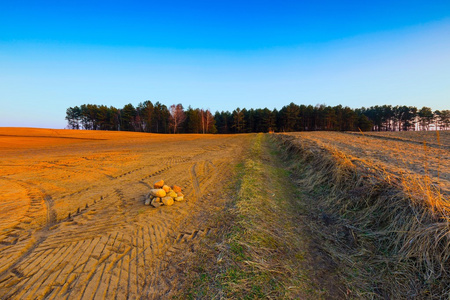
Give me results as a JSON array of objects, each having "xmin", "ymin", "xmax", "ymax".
[
  {"xmin": 181, "ymin": 133, "xmax": 343, "ymax": 299},
  {"xmin": 290, "ymin": 131, "xmax": 450, "ymax": 195},
  {"xmin": 274, "ymin": 131, "xmax": 450, "ymax": 299},
  {"xmin": 354, "ymin": 130, "xmax": 450, "ymax": 150}
]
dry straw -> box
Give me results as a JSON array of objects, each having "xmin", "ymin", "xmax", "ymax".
[{"xmin": 273, "ymin": 132, "xmax": 450, "ymax": 299}]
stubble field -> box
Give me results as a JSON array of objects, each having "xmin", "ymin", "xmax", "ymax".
[
  {"xmin": 0, "ymin": 128, "xmax": 250, "ymax": 299},
  {"xmin": 284, "ymin": 130, "xmax": 450, "ymax": 196},
  {"xmin": 276, "ymin": 130, "xmax": 450, "ymax": 298}
]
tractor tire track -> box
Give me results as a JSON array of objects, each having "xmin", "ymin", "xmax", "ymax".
[{"xmin": 0, "ymin": 134, "xmax": 251, "ymax": 299}]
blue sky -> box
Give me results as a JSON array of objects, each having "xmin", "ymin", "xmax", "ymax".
[{"xmin": 1, "ymin": 0, "xmax": 450, "ymax": 128}]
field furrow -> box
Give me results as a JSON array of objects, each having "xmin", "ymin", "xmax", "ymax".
[{"xmin": 0, "ymin": 130, "xmax": 250, "ymax": 299}]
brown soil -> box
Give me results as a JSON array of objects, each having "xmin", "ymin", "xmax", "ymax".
[{"xmin": 0, "ymin": 128, "xmax": 251, "ymax": 299}]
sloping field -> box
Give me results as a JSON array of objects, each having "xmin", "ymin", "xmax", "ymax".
[
  {"xmin": 355, "ymin": 130, "xmax": 450, "ymax": 150},
  {"xmin": 0, "ymin": 128, "xmax": 251, "ymax": 299},
  {"xmin": 285, "ymin": 131, "xmax": 450, "ymax": 195},
  {"xmin": 276, "ymin": 131, "xmax": 450, "ymax": 298},
  {"xmin": 3, "ymin": 128, "xmax": 448, "ymax": 298}
]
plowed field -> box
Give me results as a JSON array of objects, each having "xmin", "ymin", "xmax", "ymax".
[{"xmin": 0, "ymin": 128, "xmax": 250, "ymax": 299}]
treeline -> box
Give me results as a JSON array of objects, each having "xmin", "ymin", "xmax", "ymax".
[
  {"xmin": 66, "ymin": 102, "xmax": 450, "ymax": 133},
  {"xmin": 360, "ymin": 105, "xmax": 450, "ymax": 131},
  {"xmin": 65, "ymin": 102, "xmax": 216, "ymax": 133}
]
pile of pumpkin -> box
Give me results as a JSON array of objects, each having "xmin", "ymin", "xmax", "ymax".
[{"xmin": 144, "ymin": 180, "xmax": 185, "ymax": 208}]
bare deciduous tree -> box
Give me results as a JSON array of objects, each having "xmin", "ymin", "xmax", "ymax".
[
  {"xmin": 169, "ymin": 104, "xmax": 186, "ymax": 133},
  {"xmin": 200, "ymin": 109, "xmax": 214, "ymax": 133}
]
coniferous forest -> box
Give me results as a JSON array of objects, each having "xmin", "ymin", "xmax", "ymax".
[{"xmin": 65, "ymin": 101, "xmax": 450, "ymax": 133}]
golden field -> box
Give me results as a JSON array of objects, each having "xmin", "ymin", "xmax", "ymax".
[
  {"xmin": 276, "ymin": 130, "xmax": 450, "ymax": 298},
  {"xmin": 1, "ymin": 128, "xmax": 449, "ymax": 299},
  {"xmin": 284, "ymin": 130, "xmax": 450, "ymax": 196},
  {"xmin": 0, "ymin": 128, "xmax": 250, "ymax": 299}
]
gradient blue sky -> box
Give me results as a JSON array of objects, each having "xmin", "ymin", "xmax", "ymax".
[{"xmin": 1, "ymin": 0, "xmax": 450, "ymax": 128}]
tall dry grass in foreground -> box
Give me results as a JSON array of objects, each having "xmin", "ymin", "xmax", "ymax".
[{"xmin": 274, "ymin": 133, "xmax": 450, "ymax": 299}]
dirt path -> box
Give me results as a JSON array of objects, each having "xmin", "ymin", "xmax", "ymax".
[
  {"xmin": 178, "ymin": 134, "xmax": 343, "ymax": 298},
  {"xmin": 0, "ymin": 130, "xmax": 252, "ymax": 299}
]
